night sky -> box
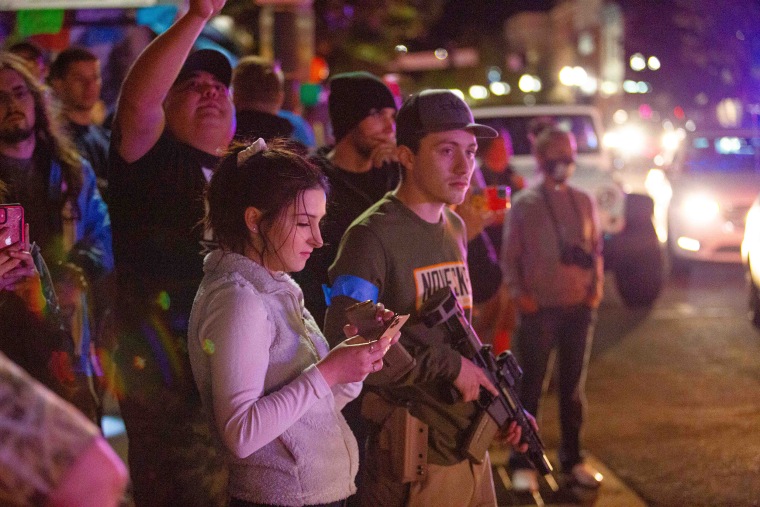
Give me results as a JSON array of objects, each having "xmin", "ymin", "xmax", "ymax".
[{"xmin": 414, "ymin": 0, "xmax": 552, "ymax": 50}]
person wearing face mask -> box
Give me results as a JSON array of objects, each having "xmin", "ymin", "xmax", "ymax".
[{"xmin": 500, "ymin": 127, "xmax": 604, "ymax": 493}]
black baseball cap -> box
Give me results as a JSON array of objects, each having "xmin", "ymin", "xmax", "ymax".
[
  {"xmin": 396, "ymin": 89, "xmax": 497, "ymax": 148},
  {"xmin": 174, "ymin": 49, "xmax": 232, "ymax": 88}
]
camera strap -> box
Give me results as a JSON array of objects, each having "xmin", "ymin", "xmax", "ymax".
[{"xmin": 539, "ymin": 183, "xmax": 584, "ymax": 253}]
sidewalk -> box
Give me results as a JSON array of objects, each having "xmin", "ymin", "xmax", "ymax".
[{"xmin": 490, "ymin": 446, "xmax": 647, "ymax": 507}]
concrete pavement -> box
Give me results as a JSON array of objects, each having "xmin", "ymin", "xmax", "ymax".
[
  {"xmin": 490, "ymin": 446, "xmax": 647, "ymax": 507},
  {"xmin": 104, "ymin": 390, "xmax": 646, "ymax": 506}
]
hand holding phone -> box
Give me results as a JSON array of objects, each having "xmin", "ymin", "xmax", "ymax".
[
  {"xmin": 345, "ymin": 300, "xmax": 390, "ymax": 342},
  {"xmin": 0, "ymin": 205, "xmax": 36, "ymax": 294},
  {"xmin": 345, "ymin": 300, "xmax": 416, "ymax": 382}
]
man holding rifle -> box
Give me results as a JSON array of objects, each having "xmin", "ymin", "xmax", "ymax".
[{"xmin": 324, "ymin": 89, "xmax": 540, "ymax": 506}]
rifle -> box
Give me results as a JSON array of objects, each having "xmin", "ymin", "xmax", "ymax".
[{"xmin": 419, "ymin": 286, "xmax": 558, "ymax": 491}]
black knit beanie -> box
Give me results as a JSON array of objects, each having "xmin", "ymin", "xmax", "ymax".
[{"xmin": 328, "ymin": 71, "xmax": 396, "ymax": 143}]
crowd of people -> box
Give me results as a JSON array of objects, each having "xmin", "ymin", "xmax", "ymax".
[{"xmin": 0, "ymin": 0, "xmax": 606, "ymax": 505}]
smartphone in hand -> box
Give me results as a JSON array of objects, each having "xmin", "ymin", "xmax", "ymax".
[
  {"xmin": 345, "ymin": 300, "xmax": 416, "ymax": 381},
  {"xmin": 345, "ymin": 300, "xmax": 385, "ymax": 341},
  {"xmin": 0, "ymin": 204, "xmax": 25, "ymax": 247}
]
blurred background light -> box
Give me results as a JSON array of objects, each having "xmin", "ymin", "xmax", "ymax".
[
  {"xmin": 489, "ymin": 81, "xmax": 510, "ymax": 96},
  {"xmin": 559, "ymin": 66, "xmax": 575, "ymax": 86},
  {"xmin": 600, "ymin": 81, "xmax": 619, "ymax": 96},
  {"xmin": 612, "ymin": 109, "xmax": 628, "ymax": 124},
  {"xmin": 487, "ymin": 66, "xmax": 502, "ymax": 83},
  {"xmin": 647, "ymin": 56, "xmax": 661, "ymax": 71},
  {"xmin": 434, "ymin": 48, "xmax": 448, "ymax": 60},
  {"xmin": 676, "ymin": 237, "xmax": 701, "ymax": 252},
  {"xmin": 630, "ymin": 53, "xmax": 646, "ymax": 71},
  {"xmin": 623, "ymin": 80, "xmax": 639, "ymax": 93},
  {"xmin": 661, "ymin": 130, "xmax": 684, "ymax": 152},
  {"xmin": 681, "ymin": 194, "xmax": 720, "ymax": 223},
  {"xmin": 468, "ymin": 85, "xmax": 489, "ymax": 100},
  {"xmin": 518, "ymin": 74, "xmax": 541, "ymax": 92},
  {"xmin": 580, "ymin": 76, "xmax": 598, "ymax": 95}
]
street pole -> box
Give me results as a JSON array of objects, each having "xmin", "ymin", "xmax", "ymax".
[{"xmin": 256, "ymin": 0, "xmax": 314, "ymax": 113}]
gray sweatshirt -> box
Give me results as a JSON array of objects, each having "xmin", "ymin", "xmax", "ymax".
[{"xmin": 188, "ymin": 250, "xmax": 360, "ymax": 505}]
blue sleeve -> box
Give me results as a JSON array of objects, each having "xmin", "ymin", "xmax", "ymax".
[{"xmin": 74, "ymin": 160, "xmax": 114, "ymax": 279}]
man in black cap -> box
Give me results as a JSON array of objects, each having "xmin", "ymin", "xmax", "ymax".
[
  {"xmin": 108, "ymin": 0, "xmax": 233, "ymax": 504},
  {"xmin": 323, "ymin": 89, "xmax": 534, "ymax": 506},
  {"xmin": 294, "ymin": 71, "xmax": 398, "ymax": 329}
]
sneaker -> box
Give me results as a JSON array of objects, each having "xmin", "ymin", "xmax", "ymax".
[
  {"xmin": 511, "ymin": 468, "xmax": 539, "ymax": 493},
  {"xmin": 569, "ymin": 462, "xmax": 603, "ymax": 489}
]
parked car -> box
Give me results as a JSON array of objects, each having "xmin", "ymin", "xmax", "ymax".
[
  {"xmin": 471, "ymin": 104, "xmax": 664, "ymax": 307},
  {"xmin": 741, "ymin": 193, "xmax": 760, "ymax": 327},
  {"xmin": 655, "ymin": 130, "xmax": 760, "ymax": 271}
]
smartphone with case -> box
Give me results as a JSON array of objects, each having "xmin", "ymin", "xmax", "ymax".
[
  {"xmin": 345, "ymin": 300, "xmax": 416, "ymax": 381},
  {"xmin": 0, "ymin": 204, "xmax": 25, "ymax": 247},
  {"xmin": 377, "ymin": 313, "xmax": 410, "ymax": 341}
]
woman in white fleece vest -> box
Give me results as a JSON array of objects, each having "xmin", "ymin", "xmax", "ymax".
[{"xmin": 188, "ymin": 139, "xmax": 397, "ymax": 507}]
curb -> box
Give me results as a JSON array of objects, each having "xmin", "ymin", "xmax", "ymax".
[{"xmin": 489, "ymin": 446, "xmax": 647, "ymax": 506}]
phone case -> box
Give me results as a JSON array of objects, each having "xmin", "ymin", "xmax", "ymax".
[
  {"xmin": 378, "ymin": 313, "xmax": 410, "ymax": 340},
  {"xmin": 0, "ymin": 204, "xmax": 24, "ymax": 247}
]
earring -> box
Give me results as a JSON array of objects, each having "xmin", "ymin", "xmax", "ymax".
[{"xmin": 252, "ymin": 227, "xmax": 258, "ymax": 234}]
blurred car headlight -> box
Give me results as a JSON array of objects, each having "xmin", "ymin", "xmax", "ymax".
[
  {"xmin": 676, "ymin": 237, "xmax": 701, "ymax": 252},
  {"xmin": 645, "ymin": 168, "xmax": 672, "ymax": 243},
  {"xmin": 746, "ymin": 205, "xmax": 759, "ymax": 236},
  {"xmin": 606, "ymin": 125, "xmax": 647, "ymax": 158},
  {"xmin": 680, "ymin": 194, "xmax": 720, "ymax": 223},
  {"xmin": 645, "ymin": 168, "xmax": 672, "ymax": 204},
  {"xmin": 661, "ymin": 129, "xmax": 685, "ymax": 153},
  {"xmin": 743, "ymin": 202, "xmax": 760, "ymax": 260}
]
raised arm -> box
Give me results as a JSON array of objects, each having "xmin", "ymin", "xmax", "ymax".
[{"xmin": 113, "ymin": 0, "xmax": 226, "ymax": 162}]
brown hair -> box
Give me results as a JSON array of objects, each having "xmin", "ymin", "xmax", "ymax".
[
  {"xmin": 48, "ymin": 46, "xmax": 98, "ymax": 81},
  {"xmin": 205, "ymin": 139, "xmax": 329, "ymax": 264},
  {"xmin": 0, "ymin": 52, "xmax": 83, "ymax": 201},
  {"xmin": 232, "ymin": 56, "xmax": 284, "ymax": 108}
]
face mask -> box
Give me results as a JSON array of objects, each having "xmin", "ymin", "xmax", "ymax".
[{"xmin": 544, "ymin": 159, "xmax": 575, "ymax": 182}]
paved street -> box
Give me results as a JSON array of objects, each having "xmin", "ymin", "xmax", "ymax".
[{"xmin": 494, "ymin": 260, "xmax": 760, "ymax": 506}]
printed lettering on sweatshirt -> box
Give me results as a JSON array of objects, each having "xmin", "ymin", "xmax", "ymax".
[{"xmin": 413, "ymin": 261, "xmax": 472, "ymax": 311}]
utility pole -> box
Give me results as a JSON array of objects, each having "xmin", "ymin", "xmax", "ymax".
[{"xmin": 256, "ymin": 0, "xmax": 314, "ymax": 112}]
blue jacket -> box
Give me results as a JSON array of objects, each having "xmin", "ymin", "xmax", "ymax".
[
  {"xmin": 48, "ymin": 157, "xmax": 113, "ymax": 375},
  {"xmin": 48, "ymin": 157, "xmax": 114, "ymax": 278}
]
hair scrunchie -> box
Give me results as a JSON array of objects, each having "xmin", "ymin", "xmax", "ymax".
[{"xmin": 237, "ymin": 138, "xmax": 268, "ymax": 167}]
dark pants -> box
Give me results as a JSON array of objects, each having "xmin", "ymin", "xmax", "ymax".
[
  {"xmin": 509, "ymin": 305, "xmax": 594, "ymax": 471},
  {"xmin": 113, "ymin": 303, "xmax": 228, "ymax": 507}
]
